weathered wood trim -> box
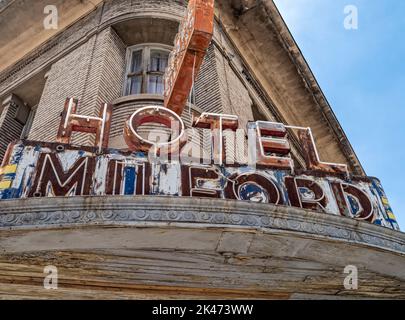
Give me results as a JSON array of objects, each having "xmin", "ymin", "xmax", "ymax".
[{"xmin": 0, "ymin": 196, "xmax": 404, "ymax": 254}]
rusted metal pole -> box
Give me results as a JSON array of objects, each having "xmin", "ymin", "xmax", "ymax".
[{"xmin": 164, "ymin": 0, "xmax": 215, "ymax": 115}]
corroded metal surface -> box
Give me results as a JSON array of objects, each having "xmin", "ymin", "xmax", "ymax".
[
  {"xmin": 123, "ymin": 105, "xmax": 187, "ymax": 154},
  {"xmin": 248, "ymin": 121, "xmax": 293, "ymax": 170},
  {"xmin": 56, "ymin": 98, "xmax": 113, "ymax": 152},
  {"xmin": 297, "ymin": 127, "xmax": 348, "ymax": 174},
  {"xmin": 192, "ymin": 112, "xmax": 239, "ymax": 165},
  {"xmin": 164, "ymin": 0, "xmax": 214, "ymax": 115},
  {"xmin": 0, "ymin": 140, "xmax": 399, "ymax": 230}
]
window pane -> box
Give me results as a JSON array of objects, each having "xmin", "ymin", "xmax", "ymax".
[
  {"xmin": 131, "ymin": 50, "xmax": 142, "ymax": 73},
  {"xmin": 129, "ymin": 76, "xmax": 142, "ymax": 94},
  {"xmin": 150, "ymin": 50, "xmax": 168, "ymax": 72},
  {"xmin": 148, "ymin": 75, "xmax": 163, "ymax": 95}
]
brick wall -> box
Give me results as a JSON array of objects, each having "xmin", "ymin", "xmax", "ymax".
[
  {"xmin": 0, "ymin": 95, "xmax": 25, "ymax": 160},
  {"xmin": 0, "ymin": 0, "xmax": 362, "ymax": 172},
  {"xmin": 29, "ymin": 27, "xmax": 126, "ymax": 145},
  {"xmin": 73, "ymin": 27, "xmax": 126, "ymax": 146},
  {"xmin": 101, "ymin": 0, "xmax": 186, "ymax": 24},
  {"xmin": 28, "ymin": 39, "xmax": 94, "ymax": 142},
  {"xmin": 194, "ymin": 44, "xmax": 223, "ymax": 114},
  {"xmin": 18, "ymin": 0, "xmax": 269, "ymax": 162},
  {"xmin": 6, "ymin": 0, "xmax": 258, "ymax": 152}
]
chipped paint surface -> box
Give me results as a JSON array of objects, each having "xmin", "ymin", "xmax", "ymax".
[
  {"xmin": 164, "ymin": 0, "xmax": 215, "ymax": 115},
  {"xmin": 0, "ymin": 140, "xmax": 399, "ymax": 231}
]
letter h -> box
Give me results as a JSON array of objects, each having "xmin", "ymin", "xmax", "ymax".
[{"xmin": 56, "ymin": 98, "xmax": 113, "ymax": 152}]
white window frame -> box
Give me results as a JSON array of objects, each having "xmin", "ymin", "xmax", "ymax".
[
  {"xmin": 124, "ymin": 43, "xmax": 172, "ymax": 96},
  {"xmin": 20, "ymin": 104, "xmax": 37, "ymax": 139}
]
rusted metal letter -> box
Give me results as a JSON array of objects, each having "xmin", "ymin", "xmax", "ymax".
[
  {"xmin": 56, "ymin": 98, "xmax": 113, "ymax": 152},
  {"xmin": 192, "ymin": 112, "xmax": 239, "ymax": 165},
  {"xmin": 296, "ymin": 127, "xmax": 348, "ymax": 175},
  {"xmin": 285, "ymin": 177, "xmax": 328, "ymax": 212},
  {"xmin": 224, "ymin": 172, "xmax": 281, "ymax": 204},
  {"xmin": 123, "ymin": 106, "xmax": 186, "ymax": 156},
  {"xmin": 28, "ymin": 153, "xmax": 95, "ymax": 197},
  {"xmin": 249, "ymin": 121, "xmax": 293, "ymax": 170},
  {"xmin": 181, "ymin": 165, "xmax": 222, "ymax": 198},
  {"xmin": 331, "ymin": 182, "xmax": 374, "ymax": 221}
]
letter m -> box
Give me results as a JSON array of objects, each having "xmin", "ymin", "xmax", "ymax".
[{"xmin": 29, "ymin": 153, "xmax": 95, "ymax": 197}]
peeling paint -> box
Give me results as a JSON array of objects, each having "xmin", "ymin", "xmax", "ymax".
[{"xmin": 0, "ymin": 140, "xmax": 399, "ymax": 231}]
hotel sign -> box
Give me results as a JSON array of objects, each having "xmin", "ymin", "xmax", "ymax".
[
  {"xmin": 0, "ymin": 107, "xmax": 399, "ymax": 231},
  {"xmin": 0, "ymin": 0, "xmax": 398, "ymax": 231}
]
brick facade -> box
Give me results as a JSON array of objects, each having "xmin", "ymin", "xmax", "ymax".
[
  {"xmin": 0, "ymin": 95, "xmax": 26, "ymax": 160},
  {"xmin": 28, "ymin": 27, "xmax": 126, "ymax": 146},
  {"xmin": 0, "ymin": 0, "xmax": 362, "ymax": 172},
  {"xmin": 0, "ymin": 0, "xmax": 289, "ymax": 163},
  {"xmin": 0, "ymin": 0, "xmax": 291, "ymax": 163}
]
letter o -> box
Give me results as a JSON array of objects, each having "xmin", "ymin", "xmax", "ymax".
[
  {"xmin": 124, "ymin": 106, "xmax": 186, "ymax": 153},
  {"xmin": 224, "ymin": 172, "xmax": 281, "ymax": 204}
]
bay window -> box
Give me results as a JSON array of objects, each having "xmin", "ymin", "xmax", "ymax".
[{"xmin": 125, "ymin": 44, "xmax": 171, "ymax": 96}]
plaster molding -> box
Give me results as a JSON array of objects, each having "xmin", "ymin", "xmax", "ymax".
[
  {"xmin": 0, "ymin": 196, "xmax": 404, "ymax": 255},
  {"xmin": 0, "ymin": 2, "xmax": 185, "ymax": 95}
]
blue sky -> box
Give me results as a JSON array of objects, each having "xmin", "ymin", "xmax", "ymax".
[{"xmin": 273, "ymin": 0, "xmax": 405, "ymax": 229}]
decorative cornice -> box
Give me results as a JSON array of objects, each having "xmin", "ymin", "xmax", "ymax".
[
  {"xmin": 0, "ymin": 0, "xmax": 14, "ymax": 13},
  {"xmin": 0, "ymin": 1, "xmax": 186, "ymax": 96},
  {"xmin": 260, "ymin": 0, "xmax": 365, "ymax": 175},
  {"xmin": 0, "ymin": 196, "xmax": 404, "ymax": 254}
]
